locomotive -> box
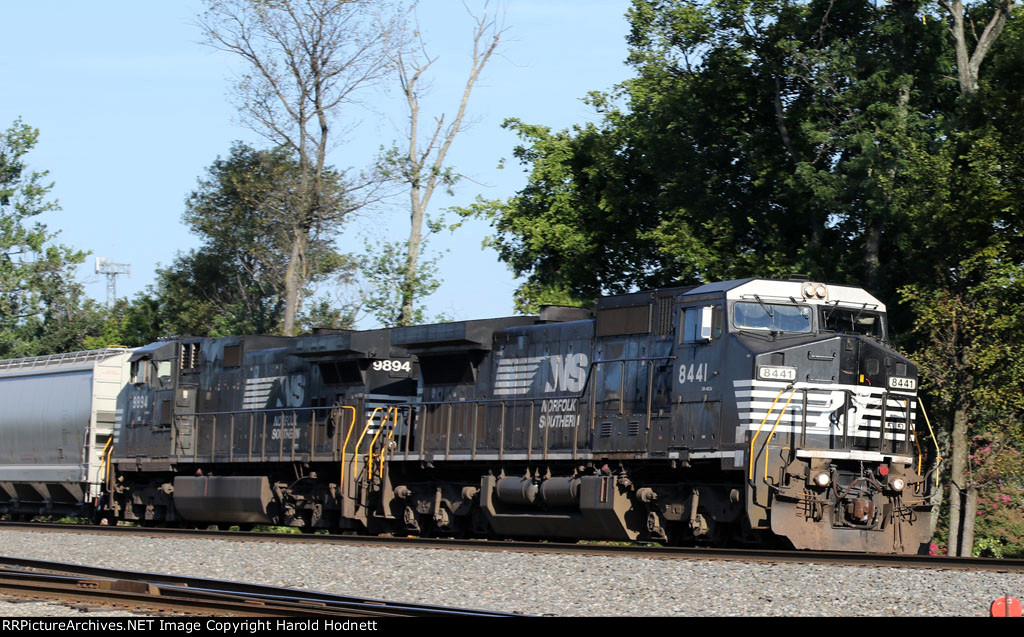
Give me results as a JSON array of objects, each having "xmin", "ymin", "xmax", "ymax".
[{"xmin": 0, "ymin": 278, "xmax": 936, "ymax": 553}]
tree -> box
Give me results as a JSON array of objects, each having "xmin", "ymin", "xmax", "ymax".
[
  {"xmin": 153, "ymin": 142, "xmax": 356, "ymax": 336},
  {"xmin": 82, "ymin": 295, "xmax": 165, "ymax": 350},
  {"xmin": 374, "ymin": 2, "xmax": 505, "ymax": 326},
  {"xmin": 0, "ymin": 119, "xmax": 98, "ymax": 358},
  {"xmin": 466, "ymin": 0, "xmax": 1024, "ymax": 552},
  {"xmin": 940, "ymin": 0, "xmax": 1019, "ymax": 94},
  {"xmin": 901, "ymin": 247, "xmax": 1024, "ymax": 556},
  {"xmin": 197, "ymin": 0, "xmax": 403, "ymax": 334},
  {"xmin": 359, "ymin": 232, "xmax": 442, "ymax": 327}
]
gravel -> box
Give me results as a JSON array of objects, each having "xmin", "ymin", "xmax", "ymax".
[{"xmin": 0, "ymin": 530, "xmax": 1021, "ymax": 617}]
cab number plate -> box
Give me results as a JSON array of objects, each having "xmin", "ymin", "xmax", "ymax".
[
  {"xmin": 888, "ymin": 376, "xmax": 917, "ymax": 390},
  {"xmin": 757, "ymin": 366, "xmax": 797, "ymax": 381}
]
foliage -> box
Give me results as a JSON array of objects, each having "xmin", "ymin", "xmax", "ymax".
[
  {"xmin": 970, "ymin": 441, "xmax": 1024, "ymax": 557},
  {"xmin": 197, "ymin": 0, "xmax": 402, "ymax": 334},
  {"xmin": 467, "ymin": 0, "xmax": 1022, "ymax": 330},
  {"xmin": 151, "ymin": 143, "xmax": 356, "ymax": 336},
  {"xmin": 81, "ymin": 296, "xmax": 165, "ymax": 350},
  {"xmin": 0, "ymin": 119, "xmax": 100, "ymax": 357},
  {"xmin": 359, "ymin": 238, "xmax": 442, "ymax": 327}
]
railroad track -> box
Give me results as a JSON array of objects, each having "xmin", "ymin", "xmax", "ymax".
[
  {"xmin": 0, "ymin": 555, "xmax": 524, "ymax": 617},
  {"xmin": 2, "ymin": 520, "xmax": 1023, "ymax": 573}
]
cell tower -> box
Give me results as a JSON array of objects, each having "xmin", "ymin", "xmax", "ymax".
[{"xmin": 95, "ymin": 257, "xmax": 131, "ymax": 305}]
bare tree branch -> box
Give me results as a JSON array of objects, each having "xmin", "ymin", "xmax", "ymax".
[{"xmin": 196, "ymin": 0, "xmax": 406, "ymax": 334}]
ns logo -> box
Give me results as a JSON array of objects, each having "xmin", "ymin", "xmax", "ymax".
[
  {"xmin": 494, "ymin": 352, "xmax": 589, "ymax": 396},
  {"xmin": 544, "ymin": 353, "xmax": 588, "ymax": 393}
]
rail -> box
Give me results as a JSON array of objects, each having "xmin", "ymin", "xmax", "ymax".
[{"xmin": 0, "ymin": 555, "xmax": 523, "ymax": 617}]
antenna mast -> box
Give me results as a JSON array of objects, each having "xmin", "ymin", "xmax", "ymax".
[{"xmin": 95, "ymin": 257, "xmax": 131, "ymax": 305}]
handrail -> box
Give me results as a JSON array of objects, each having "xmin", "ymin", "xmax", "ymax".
[
  {"xmin": 748, "ymin": 385, "xmax": 791, "ymax": 480},
  {"xmin": 763, "ymin": 388, "xmax": 798, "ymax": 481},
  {"xmin": 350, "ymin": 407, "xmax": 382, "ymax": 486},
  {"xmin": 102, "ymin": 437, "xmax": 114, "ymax": 491},
  {"xmin": 918, "ymin": 398, "xmax": 941, "ymax": 491},
  {"xmin": 366, "ymin": 407, "xmax": 396, "ymax": 480},
  {"xmin": 336, "ymin": 405, "xmax": 357, "ymax": 493},
  {"xmin": 379, "ymin": 406, "xmax": 404, "ymax": 478}
]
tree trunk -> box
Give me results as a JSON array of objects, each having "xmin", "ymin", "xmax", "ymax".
[
  {"xmin": 945, "ymin": 0, "xmax": 1017, "ymax": 96},
  {"xmin": 399, "ymin": 188, "xmax": 425, "ymax": 327},
  {"xmin": 948, "ymin": 482, "xmax": 962, "ymax": 556},
  {"xmin": 282, "ymin": 229, "xmax": 305, "ymax": 336},
  {"xmin": 864, "ymin": 220, "xmax": 882, "ymax": 291},
  {"xmin": 947, "ymin": 406, "xmax": 970, "ymax": 554},
  {"xmin": 960, "ymin": 486, "xmax": 978, "ymax": 556}
]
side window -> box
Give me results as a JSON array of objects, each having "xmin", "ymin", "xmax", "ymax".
[
  {"xmin": 680, "ymin": 306, "xmax": 716, "ymax": 343},
  {"xmin": 131, "ymin": 360, "xmax": 152, "ymax": 385}
]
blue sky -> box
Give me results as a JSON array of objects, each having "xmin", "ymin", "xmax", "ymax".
[{"xmin": 0, "ymin": 1, "xmax": 635, "ymax": 327}]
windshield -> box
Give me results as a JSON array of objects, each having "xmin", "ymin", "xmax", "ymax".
[
  {"xmin": 820, "ymin": 307, "xmax": 884, "ymax": 339},
  {"xmin": 733, "ymin": 302, "xmax": 812, "ymax": 333}
]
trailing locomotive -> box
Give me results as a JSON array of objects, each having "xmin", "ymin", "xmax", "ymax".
[{"xmin": 0, "ymin": 278, "xmax": 936, "ymax": 553}]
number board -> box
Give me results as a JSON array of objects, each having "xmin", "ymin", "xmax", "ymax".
[
  {"xmin": 370, "ymin": 359, "xmax": 414, "ymax": 378},
  {"xmin": 888, "ymin": 376, "xmax": 917, "ymax": 391},
  {"xmin": 757, "ymin": 366, "xmax": 797, "ymax": 382}
]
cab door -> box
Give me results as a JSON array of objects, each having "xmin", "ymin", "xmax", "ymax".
[{"xmin": 672, "ymin": 302, "xmax": 725, "ymax": 450}]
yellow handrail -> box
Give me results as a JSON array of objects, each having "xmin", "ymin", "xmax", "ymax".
[
  {"xmin": 378, "ymin": 407, "xmax": 402, "ymax": 479},
  {"xmin": 748, "ymin": 386, "xmax": 791, "ymax": 480},
  {"xmin": 762, "ymin": 388, "xmax": 798, "ymax": 482},
  {"xmin": 351, "ymin": 407, "xmax": 382, "ymax": 484},
  {"xmin": 366, "ymin": 407, "xmax": 396, "ymax": 480},
  {"xmin": 336, "ymin": 405, "xmax": 357, "ymax": 491},
  {"xmin": 908, "ymin": 397, "xmax": 923, "ymax": 476},
  {"xmin": 102, "ymin": 437, "xmax": 114, "ymax": 491},
  {"xmin": 918, "ymin": 398, "xmax": 941, "ymax": 491}
]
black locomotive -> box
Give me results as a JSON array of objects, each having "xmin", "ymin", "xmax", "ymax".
[{"xmin": 2, "ymin": 278, "xmax": 937, "ymax": 553}]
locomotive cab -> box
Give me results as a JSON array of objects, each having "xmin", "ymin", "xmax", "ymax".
[{"xmin": 679, "ymin": 278, "xmax": 933, "ymax": 553}]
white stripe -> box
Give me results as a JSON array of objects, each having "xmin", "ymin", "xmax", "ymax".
[{"xmin": 796, "ymin": 449, "xmax": 915, "ymax": 464}]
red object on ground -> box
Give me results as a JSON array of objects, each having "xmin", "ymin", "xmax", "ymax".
[{"xmin": 990, "ymin": 596, "xmax": 1023, "ymax": 617}]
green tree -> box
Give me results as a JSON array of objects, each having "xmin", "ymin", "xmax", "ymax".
[
  {"xmin": 0, "ymin": 119, "xmax": 98, "ymax": 357},
  {"xmin": 81, "ymin": 295, "xmax": 165, "ymax": 350},
  {"xmin": 468, "ymin": 0, "xmax": 1020, "ymax": 317},
  {"xmin": 359, "ymin": 236, "xmax": 442, "ymax": 327},
  {"xmin": 901, "ymin": 247, "xmax": 1024, "ymax": 556},
  {"xmin": 154, "ymin": 143, "xmax": 356, "ymax": 336}
]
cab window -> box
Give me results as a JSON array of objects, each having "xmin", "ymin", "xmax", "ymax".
[
  {"xmin": 734, "ymin": 302, "xmax": 812, "ymax": 333},
  {"xmin": 131, "ymin": 360, "xmax": 152, "ymax": 385},
  {"xmin": 680, "ymin": 306, "xmax": 723, "ymax": 343},
  {"xmin": 820, "ymin": 307, "xmax": 885, "ymax": 339}
]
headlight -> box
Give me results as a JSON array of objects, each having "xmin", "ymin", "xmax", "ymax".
[
  {"xmin": 815, "ymin": 284, "xmax": 827, "ymax": 298},
  {"xmin": 813, "ymin": 472, "xmax": 831, "ymax": 488},
  {"xmin": 890, "ymin": 478, "xmax": 906, "ymax": 492}
]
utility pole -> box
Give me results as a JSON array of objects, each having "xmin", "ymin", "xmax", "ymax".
[{"xmin": 95, "ymin": 257, "xmax": 130, "ymax": 306}]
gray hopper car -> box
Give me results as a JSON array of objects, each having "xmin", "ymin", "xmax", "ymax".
[{"xmin": 0, "ymin": 348, "xmax": 133, "ymax": 517}]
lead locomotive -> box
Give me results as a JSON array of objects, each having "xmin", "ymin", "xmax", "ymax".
[{"xmin": 0, "ymin": 278, "xmax": 936, "ymax": 553}]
